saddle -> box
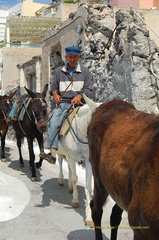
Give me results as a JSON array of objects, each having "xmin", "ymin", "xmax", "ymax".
[
  {"xmin": 59, "ymin": 106, "xmax": 81, "ymax": 136},
  {"xmin": 9, "ymin": 96, "xmax": 31, "ymax": 121}
]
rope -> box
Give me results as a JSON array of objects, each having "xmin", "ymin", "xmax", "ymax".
[
  {"xmin": 18, "ymin": 120, "xmax": 27, "ymax": 136},
  {"xmin": 67, "ymin": 116, "xmax": 88, "ymax": 145},
  {"xmin": 72, "ymin": 104, "xmax": 88, "ymax": 140},
  {"xmin": 66, "ymin": 104, "xmax": 88, "ymax": 145}
]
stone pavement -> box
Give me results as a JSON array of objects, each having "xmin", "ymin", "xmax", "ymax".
[{"xmin": 0, "ymin": 140, "xmax": 133, "ymax": 240}]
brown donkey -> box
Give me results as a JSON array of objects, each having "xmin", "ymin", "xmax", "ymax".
[
  {"xmin": 0, "ymin": 91, "xmax": 16, "ymax": 162},
  {"xmin": 87, "ymin": 98, "xmax": 159, "ymax": 240}
]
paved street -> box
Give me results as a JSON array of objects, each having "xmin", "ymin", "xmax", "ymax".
[{"xmin": 0, "ymin": 140, "xmax": 133, "ymax": 240}]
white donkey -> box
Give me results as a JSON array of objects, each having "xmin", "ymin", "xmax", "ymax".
[{"xmin": 57, "ymin": 94, "xmax": 101, "ymax": 226}]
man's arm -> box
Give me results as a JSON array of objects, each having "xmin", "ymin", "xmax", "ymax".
[
  {"xmin": 71, "ymin": 93, "xmax": 82, "ymax": 104},
  {"xmin": 52, "ymin": 91, "xmax": 62, "ymax": 104}
]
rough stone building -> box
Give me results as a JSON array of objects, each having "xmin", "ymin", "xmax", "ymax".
[
  {"xmin": 2, "ymin": 47, "xmax": 42, "ymax": 95},
  {"xmin": 42, "ymin": 4, "xmax": 159, "ymax": 114},
  {"xmin": 17, "ymin": 55, "xmax": 42, "ymax": 94}
]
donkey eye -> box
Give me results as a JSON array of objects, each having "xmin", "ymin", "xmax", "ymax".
[{"xmin": 32, "ymin": 105, "xmax": 36, "ymax": 110}]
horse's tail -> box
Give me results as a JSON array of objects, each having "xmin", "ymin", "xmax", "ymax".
[{"xmin": 82, "ymin": 93, "xmax": 101, "ymax": 113}]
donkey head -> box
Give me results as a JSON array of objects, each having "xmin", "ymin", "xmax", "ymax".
[
  {"xmin": 24, "ymin": 84, "xmax": 48, "ymax": 133},
  {"xmin": 0, "ymin": 91, "xmax": 17, "ymax": 119}
]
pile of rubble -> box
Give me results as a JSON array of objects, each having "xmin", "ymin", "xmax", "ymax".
[{"xmin": 77, "ymin": 5, "xmax": 159, "ymax": 113}]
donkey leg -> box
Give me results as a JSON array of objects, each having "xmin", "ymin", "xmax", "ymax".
[
  {"xmin": 67, "ymin": 157, "xmax": 79, "ymax": 208},
  {"xmin": 90, "ymin": 181, "xmax": 108, "ymax": 240},
  {"xmin": 36, "ymin": 134, "xmax": 44, "ymax": 168},
  {"xmin": 110, "ymin": 204, "xmax": 123, "ymax": 240},
  {"xmin": 67, "ymin": 164, "xmax": 73, "ymax": 193},
  {"xmin": 1, "ymin": 131, "xmax": 7, "ymax": 162},
  {"xmin": 16, "ymin": 134, "xmax": 24, "ymax": 167},
  {"xmin": 27, "ymin": 137, "xmax": 36, "ymax": 181},
  {"xmin": 85, "ymin": 158, "xmax": 94, "ymax": 227},
  {"xmin": 58, "ymin": 153, "xmax": 65, "ymax": 186}
]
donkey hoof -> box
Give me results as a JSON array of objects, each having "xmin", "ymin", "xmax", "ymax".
[
  {"xmin": 58, "ymin": 180, "xmax": 64, "ymax": 186},
  {"xmin": 36, "ymin": 162, "xmax": 41, "ymax": 169},
  {"xmin": 85, "ymin": 220, "xmax": 94, "ymax": 228},
  {"xmin": 1, "ymin": 158, "xmax": 7, "ymax": 162},
  {"xmin": 72, "ymin": 202, "xmax": 79, "ymax": 208},
  {"xmin": 31, "ymin": 177, "xmax": 37, "ymax": 182}
]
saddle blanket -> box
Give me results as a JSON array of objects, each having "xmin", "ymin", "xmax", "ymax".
[
  {"xmin": 9, "ymin": 98, "xmax": 31, "ymax": 121},
  {"xmin": 60, "ymin": 106, "xmax": 81, "ymax": 136}
]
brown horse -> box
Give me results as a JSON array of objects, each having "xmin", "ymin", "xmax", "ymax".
[
  {"xmin": 0, "ymin": 91, "xmax": 17, "ymax": 162},
  {"xmin": 11, "ymin": 84, "xmax": 48, "ymax": 181},
  {"xmin": 86, "ymin": 96, "xmax": 159, "ymax": 240}
]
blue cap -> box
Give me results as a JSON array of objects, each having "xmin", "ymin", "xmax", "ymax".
[{"xmin": 65, "ymin": 46, "xmax": 81, "ymax": 55}]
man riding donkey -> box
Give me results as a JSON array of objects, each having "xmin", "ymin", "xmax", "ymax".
[{"xmin": 40, "ymin": 46, "xmax": 94, "ymax": 163}]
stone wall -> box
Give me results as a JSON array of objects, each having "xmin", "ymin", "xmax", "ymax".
[
  {"xmin": 2, "ymin": 47, "xmax": 42, "ymax": 94},
  {"xmin": 42, "ymin": 4, "xmax": 159, "ymax": 114},
  {"xmin": 80, "ymin": 5, "xmax": 159, "ymax": 113}
]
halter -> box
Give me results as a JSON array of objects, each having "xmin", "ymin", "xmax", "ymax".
[
  {"xmin": 16, "ymin": 97, "xmax": 48, "ymax": 135},
  {"xmin": 25, "ymin": 97, "xmax": 48, "ymax": 126}
]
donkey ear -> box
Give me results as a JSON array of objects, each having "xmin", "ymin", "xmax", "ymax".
[
  {"xmin": 24, "ymin": 86, "xmax": 37, "ymax": 98},
  {"xmin": 42, "ymin": 84, "xmax": 48, "ymax": 98},
  {"xmin": 8, "ymin": 90, "xmax": 17, "ymax": 99}
]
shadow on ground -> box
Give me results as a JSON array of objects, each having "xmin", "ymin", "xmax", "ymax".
[
  {"xmin": 36, "ymin": 177, "xmax": 86, "ymax": 219},
  {"xmin": 8, "ymin": 158, "xmax": 42, "ymax": 180},
  {"xmin": 67, "ymin": 229, "xmax": 109, "ymax": 240}
]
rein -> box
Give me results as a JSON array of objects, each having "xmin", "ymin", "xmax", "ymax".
[{"xmin": 66, "ymin": 104, "xmax": 88, "ymax": 145}]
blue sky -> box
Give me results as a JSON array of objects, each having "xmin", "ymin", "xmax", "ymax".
[{"xmin": 0, "ymin": 0, "xmax": 52, "ymax": 9}]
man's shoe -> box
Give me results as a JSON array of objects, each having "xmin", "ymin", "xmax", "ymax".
[{"xmin": 39, "ymin": 151, "xmax": 56, "ymax": 164}]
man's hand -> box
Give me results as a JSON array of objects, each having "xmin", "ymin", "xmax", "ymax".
[
  {"xmin": 52, "ymin": 91, "xmax": 62, "ymax": 104},
  {"xmin": 71, "ymin": 94, "xmax": 82, "ymax": 105}
]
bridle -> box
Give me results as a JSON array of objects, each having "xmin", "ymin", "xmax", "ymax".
[{"xmin": 17, "ymin": 97, "xmax": 48, "ymax": 135}]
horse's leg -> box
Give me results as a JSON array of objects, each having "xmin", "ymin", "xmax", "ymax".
[
  {"xmin": 58, "ymin": 153, "xmax": 65, "ymax": 186},
  {"xmin": 110, "ymin": 204, "xmax": 123, "ymax": 240},
  {"xmin": 85, "ymin": 158, "xmax": 94, "ymax": 227},
  {"xmin": 57, "ymin": 154, "xmax": 73, "ymax": 191},
  {"xmin": 1, "ymin": 125, "xmax": 8, "ymax": 162},
  {"xmin": 36, "ymin": 134, "xmax": 44, "ymax": 168},
  {"xmin": 90, "ymin": 181, "xmax": 108, "ymax": 240},
  {"xmin": 27, "ymin": 137, "xmax": 36, "ymax": 181},
  {"xmin": 67, "ymin": 156, "xmax": 79, "ymax": 208},
  {"xmin": 16, "ymin": 134, "xmax": 24, "ymax": 167},
  {"xmin": 68, "ymin": 163, "xmax": 73, "ymax": 193}
]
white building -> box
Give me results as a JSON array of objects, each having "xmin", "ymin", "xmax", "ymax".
[
  {"xmin": 0, "ymin": 9, "xmax": 8, "ymax": 43},
  {"xmin": 8, "ymin": 0, "xmax": 50, "ymax": 17}
]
